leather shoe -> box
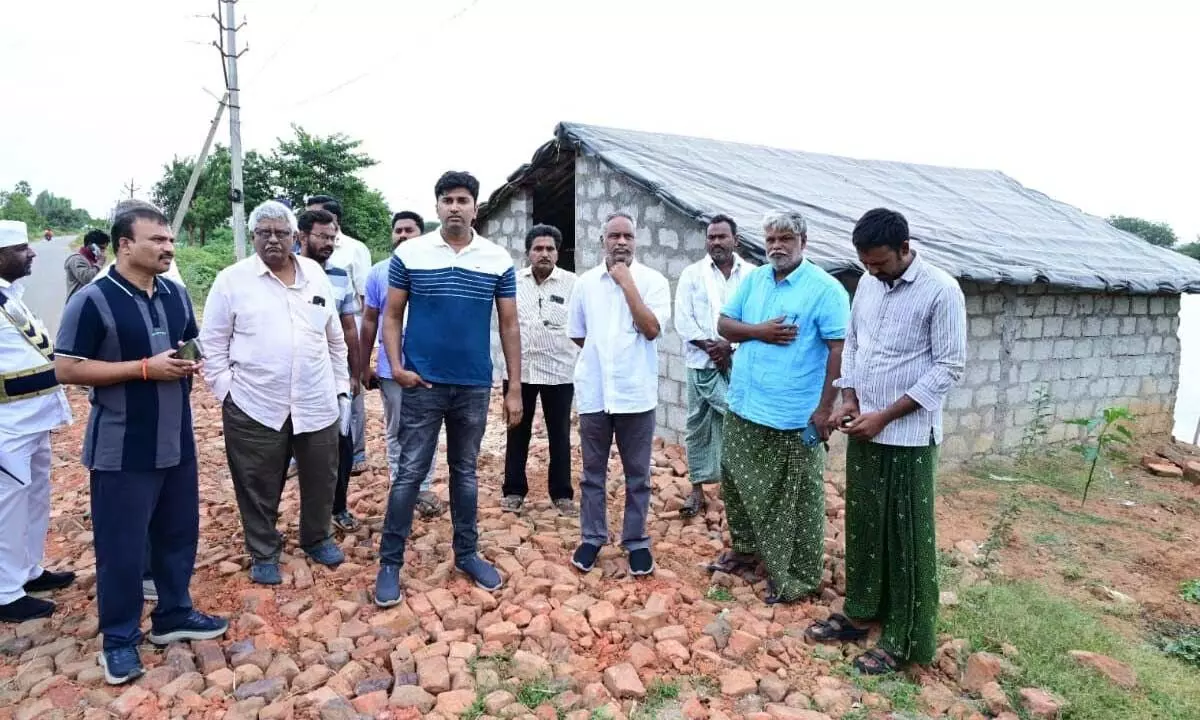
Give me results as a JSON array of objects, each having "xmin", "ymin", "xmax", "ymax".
[{"xmin": 24, "ymin": 569, "xmax": 76, "ymax": 593}]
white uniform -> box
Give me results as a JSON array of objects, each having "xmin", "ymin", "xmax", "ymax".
[{"xmin": 0, "ymin": 272, "xmax": 72, "ymax": 605}]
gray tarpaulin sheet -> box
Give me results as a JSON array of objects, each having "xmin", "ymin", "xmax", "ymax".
[{"xmin": 551, "ymin": 122, "xmax": 1200, "ymax": 294}]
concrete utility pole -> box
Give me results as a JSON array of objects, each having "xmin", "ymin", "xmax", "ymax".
[
  {"xmin": 122, "ymin": 178, "xmax": 139, "ymax": 200},
  {"xmin": 171, "ymin": 92, "xmax": 229, "ymax": 240},
  {"xmin": 214, "ymin": 0, "xmax": 248, "ymax": 259}
]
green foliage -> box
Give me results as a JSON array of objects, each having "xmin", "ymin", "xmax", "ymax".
[
  {"xmin": 1019, "ymin": 385, "xmax": 1055, "ymax": 460},
  {"xmin": 630, "ymin": 679, "xmax": 681, "ymax": 720},
  {"xmin": 515, "ymin": 679, "xmax": 567, "ymax": 708},
  {"xmin": 704, "ymin": 587, "xmax": 734, "ymax": 602},
  {"xmin": 1065, "ymin": 406, "xmax": 1135, "ymax": 505},
  {"xmin": 1176, "ymin": 242, "xmax": 1200, "ymax": 261},
  {"xmin": 980, "ymin": 495, "xmax": 1022, "ymax": 563},
  {"xmin": 460, "ymin": 693, "xmax": 487, "ymax": 720},
  {"xmin": 0, "ymin": 190, "xmax": 43, "ymax": 231},
  {"xmin": 1156, "ymin": 623, "xmax": 1200, "ymax": 669},
  {"xmin": 941, "ymin": 580, "xmax": 1200, "ymax": 719},
  {"xmin": 13, "ymin": 181, "xmax": 31, "ymax": 198},
  {"xmin": 152, "ymin": 146, "xmax": 271, "ymax": 246},
  {"xmin": 174, "ymin": 228, "xmax": 236, "ymax": 307},
  {"xmin": 1108, "ymin": 215, "xmax": 1178, "ymax": 247},
  {"xmin": 1181, "ymin": 579, "xmax": 1200, "ymax": 605},
  {"xmin": 33, "ymin": 190, "xmax": 91, "ymax": 228}
]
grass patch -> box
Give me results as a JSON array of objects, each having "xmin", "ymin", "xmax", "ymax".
[
  {"xmin": 515, "ymin": 678, "xmax": 567, "ymax": 709},
  {"xmin": 940, "ymin": 580, "xmax": 1200, "ymax": 719},
  {"xmin": 1153, "ymin": 621, "xmax": 1200, "ymax": 669},
  {"xmin": 705, "ymin": 587, "xmax": 734, "ymax": 603},
  {"xmin": 460, "ymin": 693, "xmax": 487, "ymax": 720},
  {"xmin": 849, "ymin": 674, "xmax": 923, "ymax": 713},
  {"xmin": 630, "ymin": 679, "xmax": 681, "ymax": 720},
  {"xmin": 1181, "ymin": 579, "xmax": 1200, "ymax": 605}
]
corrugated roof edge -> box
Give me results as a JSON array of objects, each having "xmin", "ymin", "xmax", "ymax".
[{"xmin": 478, "ymin": 122, "xmax": 1200, "ymax": 295}]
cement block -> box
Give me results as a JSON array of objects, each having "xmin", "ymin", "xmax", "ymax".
[
  {"xmin": 1052, "ymin": 339, "xmax": 1074, "ymax": 359},
  {"xmin": 970, "ymin": 317, "xmax": 993, "ymax": 338},
  {"xmin": 667, "ymin": 355, "xmax": 687, "ymax": 383},
  {"xmin": 1082, "ymin": 318, "xmax": 1103, "ymax": 337},
  {"xmin": 1010, "ymin": 340, "xmax": 1032, "ymax": 361},
  {"xmin": 1072, "ymin": 339, "xmax": 1094, "ymax": 359},
  {"xmin": 1077, "ymin": 295, "xmax": 1095, "ymax": 314},
  {"xmin": 1034, "ymin": 296, "xmax": 1057, "ymax": 317},
  {"xmin": 975, "ymin": 340, "xmax": 1002, "ymax": 361},
  {"xmin": 1130, "ymin": 296, "xmax": 1148, "ymax": 315},
  {"xmin": 984, "ymin": 293, "xmax": 1005, "ymax": 314},
  {"xmin": 1120, "ymin": 317, "xmax": 1137, "ymax": 335},
  {"xmin": 1063, "ymin": 318, "xmax": 1082, "ymax": 338},
  {"xmin": 1163, "ymin": 295, "xmax": 1180, "ymax": 314},
  {"xmin": 974, "ymin": 386, "xmax": 998, "ymax": 407},
  {"xmin": 1111, "ymin": 296, "xmax": 1130, "ymax": 315},
  {"xmin": 965, "ymin": 294, "xmax": 984, "ymax": 314},
  {"xmin": 1056, "ymin": 296, "xmax": 1075, "ymax": 316},
  {"xmin": 658, "ymin": 228, "xmax": 679, "ymax": 249},
  {"xmin": 1031, "ymin": 339, "xmax": 1053, "ymax": 361},
  {"xmin": 947, "ymin": 388, "xmax": 972, "ymax": 411},
  {"xmin": 1100, "ymin": 317, "xmax": 1120, "ymax": 336},
  {"xmin": 684, "ymin": 230, "xmax": 707, "ymax": 252},
  {"xmin": 1021, "ymin": 318, "xmax": 1043, "ymax": 339},
  {"xmin": 1043, "ymin": 317, "xmax": 1064, "ymax": 337},
  {"xmin": 643, "ymin": 203, "xmax": 666, "ymax": 223},
  {"xmin": 1014, "ymin": 297, "xmax": 1037, "ymax": 318},
  {"xmin": 666, "ymin": 403, "xmax": 689, "ymax": 432},
  {"xmin": 658, "ymin": 380, "xmax": 681, "ymax": 406}
]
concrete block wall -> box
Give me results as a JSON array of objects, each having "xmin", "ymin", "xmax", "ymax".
[{"xmin": 944, "ymin": 282, "xmax": 1181, "ymax": 460}]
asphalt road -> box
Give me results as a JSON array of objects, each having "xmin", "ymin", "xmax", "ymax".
[{"xmin": 22, "ymin": 234, "xmax": 74, "ymax": 339}]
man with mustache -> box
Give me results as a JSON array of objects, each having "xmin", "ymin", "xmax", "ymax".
[
  {"xmin": 501, "ymin": 224, "xmax": 578, "ymax": 516},
  {"xmin": 809, "ymin": 208, "xmax": 966, "ymax": 675},
  {"xmin": 374, "ymin": 171, "xmax": 522, "ymax": 606},
  {"xmin": 297, "ymin": 209, "xmax": 362, "ymax": 534},
  {"xmin": 200, "ymin": 201, "xmax": 350, "ymax": 585},
  {"xmin": 716, "ymin": 211, "xmax": 849, "ymax": 604},
  {"xmin": 0, "ymin": 220, "xmax": 75, "ymax": 624},
  {"xmin": 360, "ymin": 211, "xmax": 441, "ymax": 523},
  {"xmin": 673, "ymin": 214, "xmax": 749, "ymax": 522},
  {"xmin": 567, "ymin": 212, "xmax": 671, "ymax": 577},
  {"xmin": 56, "ymin": 204, "xmax": 227, "ymax": 684}
]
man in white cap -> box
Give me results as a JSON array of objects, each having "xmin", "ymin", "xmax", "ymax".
[{"xmin": 0, "ymin": 220, "xmax": 75, "ymax": 623}]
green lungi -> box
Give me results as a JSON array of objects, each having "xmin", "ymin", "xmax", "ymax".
[
  {"xmin": 685, "ymin": 368, "xmax": 730, "ymax": 485},
  {"xmin": 844, "ymin": 438, "xmax": 940, "ymax": 664},
  {"xmin": 720, "ymin": 411, "xmax": 825, "ymax": 601}
]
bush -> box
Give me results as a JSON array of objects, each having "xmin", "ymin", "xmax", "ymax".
[{"xmin": 175, "ymin": 227, "xmax": 238, "ymax": 308}]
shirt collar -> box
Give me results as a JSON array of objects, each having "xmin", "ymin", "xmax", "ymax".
[
  {"xmin": 895, "ymin": 252, "xmax": 925, "ymax": 285},
  {"xmin": 601, "ymin": 259, "xmax": 641, "ymax": 279},
  {"xmin": 775, "ymin": 258, "xmax": 812, "ymax": 286},
  {"xmin": 105, "ymin": 266, "xmax": 171, "ymax": 298},
  {"xmin": 0, "ymin": 277, "xmax": 20, "ymax": 298},
  {"xmin": 254, "ymin": 253, "xmax": 308, "ymax": 286},
  {"xmin": 707, "ymin": 253, "xmax": 746, "ymax": 275},
  {"xmin": 432, "ymin": 228, "xmax": 480, "ymax": 253},
  {"xmin": 520, "ymin": 265, "xmax": 562, "ymax": 282}
]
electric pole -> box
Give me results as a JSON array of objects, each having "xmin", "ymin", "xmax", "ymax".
[
  {"xmin": 122, "ymin": 178, "xmax": 140, "ymax": 200},
  {"xmin": 171, "ymin": 92, "xmax": 229, "ymax": 240},
  {"xmin": 213, "ymin": 0, "xmax": 248, "ymax": 259}
]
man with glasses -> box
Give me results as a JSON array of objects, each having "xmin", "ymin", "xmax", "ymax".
[{"xmin": 200, "ymin": 201, "xmax": 350, "ymax": 585}]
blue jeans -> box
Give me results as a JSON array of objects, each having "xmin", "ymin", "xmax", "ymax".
[
  {"xmin": 91, "ymin": 460, "xmax": 198, "ymax": 650},
  {"xmin": 378, "ymin": 384, "xmax": 490, "ymax": 566}
]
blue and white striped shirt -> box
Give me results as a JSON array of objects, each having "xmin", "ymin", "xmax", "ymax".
[
  {"xmin": 837, "ymin": 253, "xmax": 967, "ymax": 447},
  {"xmin": 388, "ymin": 230, "xmax": 516, "ymax": 387}
]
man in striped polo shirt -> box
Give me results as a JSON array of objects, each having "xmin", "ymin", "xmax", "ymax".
[
  {"xmin": 811, "ymin": 208, "xmax": 966, "ymax": 675},
  {"xmin": 56, "ymin": 204, "xmax": 227, "ymax": 684},
  {"xmin": 374, "ymin": 171, "xmax": 523, "ymax": 606}
]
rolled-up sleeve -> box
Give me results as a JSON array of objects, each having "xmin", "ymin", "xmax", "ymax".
[{"xmin": 906, "ymin": 284, "xmax": 967, "ymax": 410}]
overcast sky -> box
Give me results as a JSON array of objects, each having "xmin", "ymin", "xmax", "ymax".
[{"xmin": 2, "ymin": 0, "xmax": 1196, "ymax": 241}]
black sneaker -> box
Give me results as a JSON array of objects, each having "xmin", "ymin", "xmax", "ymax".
[
  {"xmin": 629, "ymin": 548, "xmax": 655, "ymax": 577},
  {"xmin": 0, "ymin": 596, "xmax": 54, "ymax": 623},
  {"xmin": 23, "ymin": 569, "xmax": 76, "ymax": 593},
  {"xmin": 571, "ymin": 543, "xmax": 601, "ymax": 573}
]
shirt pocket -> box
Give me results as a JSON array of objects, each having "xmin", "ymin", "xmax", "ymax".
[
  {"xmin": 303, "ymin": 303, "xmax": 331, "ymax": 335},
  {"xmin": 541, "ymin": 300, "xmax": 569, "ymax": 329}
]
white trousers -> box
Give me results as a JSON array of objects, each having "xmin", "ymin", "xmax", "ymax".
[{"xmin": 0, "ymin": 432, "xmax": 51, "ymax": 604}]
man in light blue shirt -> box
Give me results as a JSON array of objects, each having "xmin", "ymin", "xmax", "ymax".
[
  {"xmin": 715, "ymin": 210, "xmax": 849, "ymax": 604},
  {"xmin": 360, "ymin": 211, "xmax": 439, "ymax": 519}
]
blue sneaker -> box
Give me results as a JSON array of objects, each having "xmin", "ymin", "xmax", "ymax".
[
  {"xmin": 303, "ymin": 539, "xmax": 345, "ymax": 567},
  {"xmin": 456, "ymin": 554, "xmax": 502, "ymax": 592},
  {"xmin": 148, "ymin": 610, "xmax": 229, "ymax": 645},
  {"xmin": 250, "ymin": 562, "xmax": 282, "ymax": 585},
  {"xmin": 374, "ymin": 565, "xmax": 403, "ymax": 608},
  {"xmin": 99, "ymin": 646, "xmax": 145, "ymax": 685}
]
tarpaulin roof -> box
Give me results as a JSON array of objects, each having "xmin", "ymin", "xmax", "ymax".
[{"xmin": 480, "ymin": 122, "xmax": 1200, "ymax": 294}]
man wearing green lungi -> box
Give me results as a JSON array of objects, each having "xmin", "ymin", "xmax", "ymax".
[
  {"xmin": 715, "ymin": 211, "xmax": 849, "ymax": 604},
  {"xmin": 673, "ymin": 214, "xmax": 749, "ymax": 518},
  {"xmin": 811, "ymin": 208, "xmax": 966, "ymax": 674}
]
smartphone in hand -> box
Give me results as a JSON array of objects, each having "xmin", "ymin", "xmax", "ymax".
[{"xmin": 175, "ymin": 338, "xmax": 204, "ymax": 361}]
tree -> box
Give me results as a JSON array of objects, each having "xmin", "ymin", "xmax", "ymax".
[
  {"xmin": 1108, "ymin": 215, "xmax": 1178, "ymax": 247},
  {"xmin": 0, "ymin": 192, "xmax": 44, "ymax": 230},
  {"xmin": 152, "ymin": 146, "xmax": 271, "ymax": 246},
  {"xmin": 34, "ymin": 190, "xmax": 90, "ymax": 229},
  {"xmin": 1177, "ymin": 240, "xmax": 1200, "ymax": 261},
  {"xmin": 13, "ymin": 181, "xmax": 32, "ymax": 198}
]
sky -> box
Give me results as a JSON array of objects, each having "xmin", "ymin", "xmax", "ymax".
[{"xmin": 2, "ymin": 0, "xmax": 1197, "ymax": 242}]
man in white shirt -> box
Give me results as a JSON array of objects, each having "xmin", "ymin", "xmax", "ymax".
[
  {"xmin": 673, "ymin": 214, "xmax": 749, "ymax": 521},
  {"xmin": 307, "ymin": 195, "xmax": 373, "ymax": 474},
  {"xmin": 567, "ymin": 212, "xmax": 671, "ymax": 577},
  {"xmin": 502, "ymin": 224, "xmax": 578, "ymax": 516},
  {"xmin": 200, "ymin": 201, "xmax": 351, "ymax": 585},
  {"xmin": 0, "ymin": 221, "xmax": 75, "ymax": 623}
]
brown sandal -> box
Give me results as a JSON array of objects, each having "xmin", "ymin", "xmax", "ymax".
[
  {"xmin": 853, "ymin": 647, "xmax": 899, "ymax": 675},
  {"xmin": 805, "ymin": 613, "xmax": 869, "ymax": 643},
  {"xmin": 706, "ymin": 551, "xmax": 756, "ymax": 574}
]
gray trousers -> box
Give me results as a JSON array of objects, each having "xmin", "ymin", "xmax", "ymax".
[
  {"xmin": 380, "ymin": 378, "xmax": 436, "ymax": 492},
  {"xmin": 222, "ymin": 397, "xmax": 338, "ymax": 563},
  {"xmin": 579, "ymin": 409, "xmax": 656, "ymax": 552}
]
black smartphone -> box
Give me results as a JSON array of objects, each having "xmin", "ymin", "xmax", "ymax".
[{"xmin": 175, "ymin": 338, "xmax": 203, "ymax": 361}]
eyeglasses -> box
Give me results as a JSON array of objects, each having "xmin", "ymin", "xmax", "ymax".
[
  {"xmin": 253, "ymin": 229, "xmax": 294, "ymax": 241},
  {"xmin": 305, "ymin": 232, "xmax": 337, "ymax": 242}
]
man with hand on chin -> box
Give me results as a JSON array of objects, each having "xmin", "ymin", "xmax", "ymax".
[
  {"xmin": 567, "ymin": 212, "xmax": 671, "ymax": 578},
  {"xmin": 374, "ymin": 171, "xmax": 522, "ymax": 606},
  {"xmin": 56, "ymin": 204, "xmax": 227, "ymax": 684}
]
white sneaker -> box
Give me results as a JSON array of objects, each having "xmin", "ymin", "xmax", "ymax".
[{"xmin": 142, "ymin": 579, "xmax": 158, "ymax": 602}]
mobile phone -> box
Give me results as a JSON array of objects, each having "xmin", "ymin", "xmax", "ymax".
[
  {"xmin": 801, "ymin": 423, "xmax": 822, "ymax": 448},
  {"xmin": 175, "ymin": 338, "xmax": 203, "ymax": 361}
]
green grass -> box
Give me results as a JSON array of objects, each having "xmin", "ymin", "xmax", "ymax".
[
  {"xmin": 174, "ymin": 228, "xmax": 238, "ymax": 308},
  {"xmin": 1181, "ymin": 579, "xmax": 1200, "ymax": 605},
  {"xmin": 705, "ymin": 587, "xmax": 735, "ymax": 603},
  {"xmin": 460, "ymin": 693, "xmax": 487, "ymax": 720},
  {"xmin": 515, "ymin": 679, "xmax": 567, "ymax": 709},
  {"xmin": 848, "ymin": 674, "xmax": 923, "ymax": 713},
  {"xmin": 630, "ymin": 679, "xmax": 681, "ymax": 720},
  {"xmin": 939, "ymin": 580, "xmax": 1200, "ymax": 719}
]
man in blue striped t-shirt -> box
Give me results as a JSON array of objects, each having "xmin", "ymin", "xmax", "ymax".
[{"xmin": 373, "ymin": 171, "xmax": 523, "ymax": 606}]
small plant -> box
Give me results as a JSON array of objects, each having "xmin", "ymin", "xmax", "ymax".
[
  {"xmin": 1019, "ymin": 385, "xmax": 1055, "ymax": 460},
  {"xmin": 1181, "ymin": 579, "xmax": 1200, "ymax": 604},
  {"xmin": 1065, "ymin": 406, "xmax": 1135, "ymax": 505},
  {"xmin": 461, "ymin": 694, "xmax": 487, "ymax": 720},
  {"xmin": 1154, "ymin": 621, "xmax": 1200, "ymax": 668},
  {"xmin": 631, "ymin": 679, "xmax": 681, "ymax": 720},
  {"xmin": 515, "ymin": 679, "xmax": 566, "ymax": 708},
  {"xmin": 980, "ymin": 495, "xmax": 1022, "ymax": 563},
  {"xmin": 705, "ymin": 586, "xmax": 734, "ymax": 602}
]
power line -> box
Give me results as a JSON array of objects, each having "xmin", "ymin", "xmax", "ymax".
[
  {"xmin": 290, "ymin": 0, "xmax": 483, "ymax": 108},
  {"xmin": 249, "ymin": 0, "xmax": 320, "ymax": 77}
]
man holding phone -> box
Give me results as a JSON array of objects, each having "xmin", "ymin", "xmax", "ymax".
[
  {"xmin": 55, "ymin": 204, "xmax": 227, "ymax": 684},
  {"xmin": 715, "ymin": 211, "xmax": 849, "ymax": 604}
]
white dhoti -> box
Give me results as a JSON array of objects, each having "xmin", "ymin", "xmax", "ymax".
[{"xmin": 0, "ymin": 431, "xmax": 52, "ymax": 604}]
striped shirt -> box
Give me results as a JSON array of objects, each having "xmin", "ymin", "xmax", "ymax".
[
  {"xmin": 322, "ymin": 262, "xmax": 359, "ymax": 317},
  {"xmin": 516, "ymin": 266, "xmax": 577, "ymax": 385},
  {"xmin": 836, "ymin": 253, "xmax": 967, "ymax": 447},
  {"xmin": 56, "ymin": 269, "xmax": 199, "ymax": 471},
  {"xmin": 388, "ymin": 230, "xmax": 516, "ymax": 387}
]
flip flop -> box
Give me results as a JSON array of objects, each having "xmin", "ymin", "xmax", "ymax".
[
  {"xmin": 706, "ymin": 551, "xmax": 756, "ymax": 574},
  {"xmin": 805, "ymin": 613, "xmax": 869, "ymax": 643},
  {"xmin": 680, "ymin": 491, "xmax": 707, "ymax": 518},
  {"xmin": 853, "ymin": 647, "xmax": 900, "ymax": 675}
]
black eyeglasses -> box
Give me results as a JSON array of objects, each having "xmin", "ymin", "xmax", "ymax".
[{"xmin": 253, "ymin": 229, "xmax": 294, "ymax": 241}]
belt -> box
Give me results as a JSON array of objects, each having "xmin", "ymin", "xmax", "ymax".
[{"xmin": 0, "ymin": 363, "xmax": 59, "ymax": 404}]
